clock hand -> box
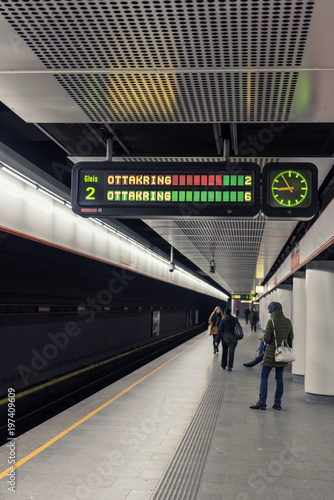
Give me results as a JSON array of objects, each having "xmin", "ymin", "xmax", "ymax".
[
  {"xmin": 281, "ymin": 174, "xmax": 293, "ymax": 192},
  {"xmin": 275, "ymin": 187, "xmax": 295, "ymax": 191}
]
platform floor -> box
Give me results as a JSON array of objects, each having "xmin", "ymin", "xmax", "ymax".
[{"xmin": 1, "ymin": 320, "xmax": 333, "ymax": 500}]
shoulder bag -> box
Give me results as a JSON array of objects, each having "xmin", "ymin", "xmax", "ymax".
[
  {"xmin": 271, "ymin": 318, "xmax": 296, "ymax": 363},
  {"xmin": 234, "ymin": 320, "xmax": 244, "ymax": 340}
]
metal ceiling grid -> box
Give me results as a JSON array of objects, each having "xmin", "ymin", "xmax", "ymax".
[
  {"xmin": 0, "ymin": 0, "xmax": 314, "ymax": 123},
  {"xmin": 145, "ymin": 215, "xmax": 298, "ymax": 294},
  {"xmin": 119, "ymin": 157, "xmax": 278, "ymax": 167},
  {"xmin": 175, "ymin": 217, "xmax": 266, "ymax": 292},
  {"xmin": 175, "ymin": 218, "xmax": 265, "ymax": 262}
]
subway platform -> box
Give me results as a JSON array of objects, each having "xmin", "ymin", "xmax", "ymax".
[{"xmin": 1, "ymin": 320, "xmax": 333, "ymax": 500}]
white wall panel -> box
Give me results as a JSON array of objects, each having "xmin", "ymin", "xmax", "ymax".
[{"xmin": 263, "ymin": 198, "xmax": 334, "ymax": 295}]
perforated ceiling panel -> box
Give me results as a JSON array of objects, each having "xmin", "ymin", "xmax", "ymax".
[
  {"xmin": 54, "ymin": 72, "xmax": 301, "ymax": 123},
  {"xmin": 0, "ymin": 0, "xmax": 314, "ymax": 123}
]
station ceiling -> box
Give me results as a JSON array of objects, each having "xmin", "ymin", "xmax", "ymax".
[{"xmin": 1, "ymin": 0, "xmax": 334, "ymax": 295}]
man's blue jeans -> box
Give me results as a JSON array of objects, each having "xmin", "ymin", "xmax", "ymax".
[
  {"xmin": 258, "ymin": 366, "xmax": 285, "ymax": 405},
  {"xmin": 247, "ymin": 353, "xmax": 263, "ymax": 367}
]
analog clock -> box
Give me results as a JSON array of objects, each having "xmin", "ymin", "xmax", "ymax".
[
  {"xmin": 262, "ymin": 162, "xmax": 318, "ymax": 219},
  {"xmin": 271, "ymin": 170, "xmax": 309, "ymax": 207}
]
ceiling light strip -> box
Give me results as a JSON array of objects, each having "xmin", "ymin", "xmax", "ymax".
[{"xmin": 0, "ymin": 164, "xmax": 226, "ymax": 299}]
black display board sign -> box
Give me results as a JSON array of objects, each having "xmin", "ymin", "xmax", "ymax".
[{"xmin": 71, "ymin": 161, "xmax": 261, "ymax": 218}]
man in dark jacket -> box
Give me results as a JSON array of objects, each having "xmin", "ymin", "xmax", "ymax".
[
  {"xmin": 249, "ymin": 307, "xmax": 259, "ymax": 332},
  {"xmin": 250, "ymin": 302, "xmax": 294, "ymax": 410},
  {"xmin": 215, "ymin": 307, "xmax": 239, "ymax": 372}
]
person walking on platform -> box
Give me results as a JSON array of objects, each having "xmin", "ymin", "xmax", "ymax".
[
  {"xmin": 249, "ymin": 307, "xmax": 259, "ymax": 332},
  {"xmin": 208, "ymin": 306, "xmax": 223, "ymax": 354},
  {"xmin": 244, "ymin": 308, "xmax": 250, "ymax": 325},
  {"xmin": 249, "ymin": 302, "xmax": 294, "ymax": 410},
  {"xmin": 215, "ymin": 307, "xmax": 239, "ymax": 371},
  {"xmin": 236, "ymin": 307, "xmax": 240, "ymax": 319}
]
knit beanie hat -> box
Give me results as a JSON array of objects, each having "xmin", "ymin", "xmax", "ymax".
[{"xmin": 268, "ymin": 301, "xmax": 282, "ymax": 313}]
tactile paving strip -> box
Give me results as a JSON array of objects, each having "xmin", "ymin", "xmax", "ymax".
[{"xmin": 151, "ymin": 365, "xmax": 227, "ymax": 500}]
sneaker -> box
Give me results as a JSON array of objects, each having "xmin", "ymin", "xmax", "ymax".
[
  {"xmin": 272, "ymin": 404, "xmax": 282, "ymax": 410},
  {"xmin": 249, "ymin": 403, "xmax": 267, "ymax": 410}
]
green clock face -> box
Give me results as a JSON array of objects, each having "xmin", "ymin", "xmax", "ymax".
[
  {"xmin": 262, "ymin": 162, "xmax": 318, "ymax": 218},
  {"xmin": 271, "ymin": 170, "xmax": 309, "ymax": 207}
]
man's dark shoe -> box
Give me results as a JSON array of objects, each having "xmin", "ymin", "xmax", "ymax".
[
  {"xmin": 228, "ymin": 367, "xmax": 232, "ymax": 372},
  {"xmin": 249, "ymin": 403, "xmax": 267, "ymax": 410},
  {"xmin": 272, "ymin": 404, "xmax": 282, "ymax": 410},
  {"xmin": 243, "ymin": 363, "xmax": 252, "ymax": 367},
  {"xmin": 221, "ymin": 365, "xmax": 226, "ymax": 370}
]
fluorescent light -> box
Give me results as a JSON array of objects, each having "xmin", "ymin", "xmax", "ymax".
[
  {"xmin": 89, "ymin": 218, "xmax": 103, "ymax": 226},
  {"xmin": 1, "ymin": 166, "xmax": 37, "ymax": 188},
  {"xmin": 37, "ymin": 188, "xmax": 65, "ymax": 204}
]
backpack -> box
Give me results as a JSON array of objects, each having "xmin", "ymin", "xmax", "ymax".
[{"xmin": 234, "ymin": 319, "xmax": 244, "ymax": 340}]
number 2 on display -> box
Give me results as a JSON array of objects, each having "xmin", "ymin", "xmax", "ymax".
[{"xmin": 86, "ymin": 187, "xmax": 95, "ymax": 200}]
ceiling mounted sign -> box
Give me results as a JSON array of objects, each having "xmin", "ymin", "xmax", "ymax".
[{"xmin": 71, "ymin": 161, "xmax": 261, "ymax": 218}]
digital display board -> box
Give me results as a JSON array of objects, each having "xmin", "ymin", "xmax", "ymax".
[
  {"xmin": 71, "ymin": 162, "xmax": 261, "ymax": 218},
  {"xmin": 262, "ymin": 162, "xmax": 318, "ymax": 218},
  {"xmin": 232, "ymin": 294, "xmax": 254, "ymax": 300}
]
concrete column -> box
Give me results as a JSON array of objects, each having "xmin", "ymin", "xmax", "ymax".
[
  {"xmin": 305, "ymin": 262, "xmax": 334, "ymax": 402},
  {"xmin": 260, "ymin": 293, "xmax": 270, "ymax": 332},
  {"xmin": 259, "ymin": 297, "xmax": 264, "ymax": 331},
  {"xmin": 292, "ymin": 272, "xmax": 306, "ymax": 379},
  {"xmin": 261, "ymin": 287, "xmax": 292, "ymax": 333},
  {"xmin": 276, "ymin": 285, "xmax": 292, "ymax": 322}
]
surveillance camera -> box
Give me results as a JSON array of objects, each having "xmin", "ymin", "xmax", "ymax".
[{"xmin": 168, "ymin": 261, "xmax": 175, "ymax": 272}]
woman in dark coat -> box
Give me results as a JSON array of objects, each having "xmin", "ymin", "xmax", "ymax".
[
  {"xmin": 215, "ymin": 307, "xmax": 239, "ymax": 371},
  {"xmin": 208, "ymin": 306, "xmax": 223, "ymax": 353},
  {"xmin": 250, "ymin": 302, "xmax": 294, "ymax": 410}
]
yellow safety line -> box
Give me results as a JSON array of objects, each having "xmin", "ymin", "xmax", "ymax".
[{"xmin": 0, "ymin": 335, "xmax": 204, "ymax": 480}]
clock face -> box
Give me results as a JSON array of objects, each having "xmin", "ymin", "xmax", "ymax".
[
  {"xmin": 261, "ymin": 162, "xmax": 318, "ymax": 219},
  {"xmin": 271, "ymin": 170, "xmax": 309, "ymax": 207}
]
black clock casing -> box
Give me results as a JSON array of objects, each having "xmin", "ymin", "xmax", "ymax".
[{"xmin": 262, "ymin": 162, "xmax": 318, "ymax": 219}]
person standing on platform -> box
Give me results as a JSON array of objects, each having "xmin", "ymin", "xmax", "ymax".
[
  {"xmin": 215, "ymin": 307, "xmax": 239, "ymax": 371},
  {"xmin": 208, "ymin": 306, "xmax": 223, "ymax": 354},
  {"xmin": 249, "ymin": 302, "xmax": 294, "ymax": 410},
  {"xmin": 244, "ymin": 308, "xmax": 250, "ymax": 324},
  {"xmin": 250, "ymin": 307, "xmax": 259, "ymax": 332},
  {"xmin": 236, "ymin": 307, "xmax": 240, "ymax": 319}
]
